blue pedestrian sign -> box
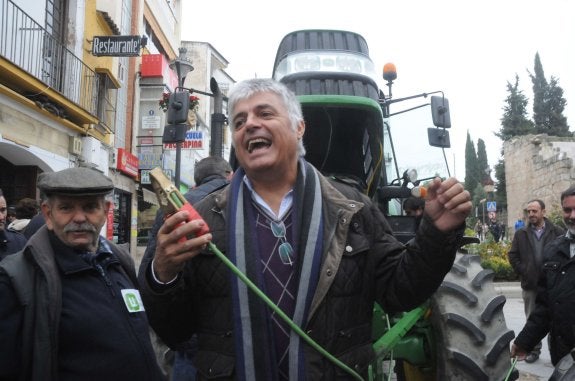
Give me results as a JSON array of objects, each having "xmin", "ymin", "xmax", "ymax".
[{"xmin": 486, "ymin": 201, "xmax": 497, "ymax": 212}]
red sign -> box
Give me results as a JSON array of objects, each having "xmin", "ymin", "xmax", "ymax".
[
  {"xmin": 141, "ymin": 54, "xmax": 168, "ymax": 77},
  {"xmin": 163, "ymin": 131, "xmax": 204, "ymax": 150},
  {"xmin": 106, "ymin": 207, "xmax": 114, "ymax": 240},
  {"xmin": 116, "ymin": 148, "xmax": 139, "ymax": 178}
]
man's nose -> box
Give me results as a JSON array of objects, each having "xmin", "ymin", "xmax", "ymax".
[
  {"xmin": 244, "ymin": 113, "xmax": 260, "ymax": 128},
  {"xmin": 72, "ymin": 207, "xmax": 87, "ymax": 221}
]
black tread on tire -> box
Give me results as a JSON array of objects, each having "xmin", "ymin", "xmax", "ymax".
[{"xmin": 427, "ymin": 253, "xmax": 519, "ymax": 381}]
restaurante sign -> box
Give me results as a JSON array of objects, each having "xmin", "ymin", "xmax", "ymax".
[{"xmin": 92, "ymin": 35, "xmax": 143, "ymax": 57}]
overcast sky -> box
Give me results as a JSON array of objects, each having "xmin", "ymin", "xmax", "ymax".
[{"xmin": 181, "ymin": 0, "xmax": 574, "ymax": 179}]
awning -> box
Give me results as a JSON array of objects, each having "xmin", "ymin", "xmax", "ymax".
[{"xmin": 142, "ymin": 187, "xmax": 158, "ymax": 206}]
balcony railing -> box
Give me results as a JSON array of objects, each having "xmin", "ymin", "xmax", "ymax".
[{"xmin": 0, "ymin": 0, "xmax": 99, "ymax": 116}]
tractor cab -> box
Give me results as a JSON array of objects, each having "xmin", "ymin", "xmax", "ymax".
[{"xmin": 272, "ymin": 29, "xmax": 452, "ymax": 242}]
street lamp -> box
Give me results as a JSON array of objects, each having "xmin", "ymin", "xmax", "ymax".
[{"xmin": 167, "ymin": 47, "xmax": 194, "ymax": 189}]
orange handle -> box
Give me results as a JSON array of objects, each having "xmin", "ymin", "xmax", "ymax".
[{"xmin": 180, "ymin": 203, "xmax": 210, "ymax": 236}]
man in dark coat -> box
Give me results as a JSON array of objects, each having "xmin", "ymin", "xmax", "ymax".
[
  {"xmin": 508, "ymin": 199, "xmax": 565, "ymax": 363},
  {"xmin": 512, "ymin": 186, "xmax": 575, "ymax": 366},
  {"xmin": 139, "ymin": 155, "xmax": 232, "ymax": 381},
  {"xmin": 0, "ymin": 189, "xmax": 26, "ymax": 261},
  {"xmin": 139, "ymin": 78, "xmax": 472, "ymax": 380},
  {"xmin": 0, "ymin": 167, "xmax": 164, "ymax": 381}
]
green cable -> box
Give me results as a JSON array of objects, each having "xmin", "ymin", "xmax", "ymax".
[
  {"xmin": 504, "ymin": 357, "xmax": 518, "ymax": 381},
  {"xmin": 207, "ymin": 242, "xmax": 364, "ymax": 381}
]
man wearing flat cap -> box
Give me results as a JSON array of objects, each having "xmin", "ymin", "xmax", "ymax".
[{"xmin": 0, "ymin": 167, "xmax": 164, "ymax": 381}]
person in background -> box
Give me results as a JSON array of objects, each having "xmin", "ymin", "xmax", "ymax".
[
  {"xmin": 6, "ymin": 206, "xmax": 16, "ymax": 225},
  {"xmin": 23, "ymin": 206, "xmax": 46, "ymax": 240},
  {"xmin": 514, "ymin": 217, "xmax": 525, "ymax": 232},
  {"xmin": 7, "ymin": 197, "xmax": 38, "ymax": 234},
  {"xmin": 0, "ymin": 167, "xmax": 164, "ymax": 380},
  {"xmin": 512, "ymin": 186, "xmax": 575, "ymax": 366},
  {"xmin": 139, "ymin": 78, "xmax": 472, "ymax": 379},
  {"xmin": 508, "ymin": 198, "xmax": 565, "ymax": 363},
  {"xmin": 139, "ymin": 155, "xmax": 233, "ymax": 381},
  {"xmin": 475, "ymin": 220, "xmax": 484, "ymax": 241},
  {"xmin": 487, "ymin": 211, "xmax": 503, "ymax": 242},
  {"xmin": 0, "ymin": 189, "xmax": 26, "ymax": 261}
]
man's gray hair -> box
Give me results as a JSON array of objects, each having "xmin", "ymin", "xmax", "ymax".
[{"xmin": 227, "ymin": 78, "xmax": 306, "ymax": 156}]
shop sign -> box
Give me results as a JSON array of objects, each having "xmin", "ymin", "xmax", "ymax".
[
  {"xmin": 142, "ymin": 115, "xmax": 161, "ymax": 130},
  {"xmin": 163, "ymin": 131, "xmax": 203, "ymax": 150},
  {"xmin": 92, "ymin": 35, "xmax": 142, "ymax": 57},
  {"xmin": 140, "ymin": 168, "xmax": 172, "ymax": 184},
  {"xmin": 116, "ymin": 148, "xmax": 139, "ymax": 178},
  {"xmin": 138, "ymin": 152, "xmax": 163, "ymax": 169}
]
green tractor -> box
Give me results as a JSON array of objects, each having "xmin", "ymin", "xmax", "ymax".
[{"xmin": 272, "ymin": 29, "xmax": 517, "ymax": 381}]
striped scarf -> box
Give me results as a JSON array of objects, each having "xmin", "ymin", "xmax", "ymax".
[{"xmin": 227, "ymin": 159, "xmax": 323, "ymax": 381}]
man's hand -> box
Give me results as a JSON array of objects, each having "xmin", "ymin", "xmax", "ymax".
[
  {"xmin": 424, "ymin": 177, "xmax": 472, "ymax": 232},
  {"xmin": 152, "ymin": 210, "xmax": 212, "ymax": 283},
  {"xmin": 510, "ymin": 343, "xmax": 528, "ymax": 361}
]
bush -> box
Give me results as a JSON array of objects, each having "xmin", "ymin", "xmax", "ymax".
[{"xmin": 463, "ymin": 239, "xmax": 518, "ymax": 281}]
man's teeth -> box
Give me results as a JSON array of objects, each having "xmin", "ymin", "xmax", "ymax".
[{"xmin": 247, "ymin": 138, "xmax": 269, "ymax": 153}]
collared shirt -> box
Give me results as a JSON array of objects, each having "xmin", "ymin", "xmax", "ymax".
[
  {"xmin": 243, "ymin": 175, "xmax": 294, "ymax": 220},
  {"xmin": 531, "ymin": 222, "xmax": 546, "ymax": 240}
]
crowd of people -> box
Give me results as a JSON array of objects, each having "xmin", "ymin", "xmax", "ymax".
[{"xmin": 1, "ymin": 77, "xmax": 573, "ymax": 379}]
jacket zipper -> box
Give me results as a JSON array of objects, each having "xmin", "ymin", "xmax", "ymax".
[{"xmin": 95, "ymin": 262, "xmax": 116, "ymax": 296}]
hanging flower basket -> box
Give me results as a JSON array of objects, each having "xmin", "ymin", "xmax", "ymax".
[{"xmin": 159, "ymin": 92, "xmax": 200, "ymax": 112}]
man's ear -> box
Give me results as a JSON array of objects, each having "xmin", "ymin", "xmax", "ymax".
[
  {"xmin": 41, "ymin": 202, "xmax": 53, "ymax": 229},
  {"xmin": 296, "ymin": 120, "xmax": 305, "ymax": 140}
]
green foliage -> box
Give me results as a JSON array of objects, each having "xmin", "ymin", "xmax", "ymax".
[
  {"xmin": 530, "ymin": 53, "xmax": 570, "ymax": 137},
  {"xmin": 464, "ymin": 131, "xmax": 480, "ymax": 198},
  {"xmin": 546, "ymin": 203, "xmax": 566, "ymax": 228},
  {"xmin": 477, "ymin": 139, "xmax": 489, "ymax": 181},
  {"xmin": 464, "ymin": 239, "xmax": 518, "ymax": 281},
  {"xmin": 496, "ymin": 74, "xmax": 534, "ymax": 141},
  {"xmin": 494, "ymin": 159, "xmax": 507, "ymax": 211},
  {"xmin": 545, "ymin": 77, "xmax": 570, "ymax": 136}
]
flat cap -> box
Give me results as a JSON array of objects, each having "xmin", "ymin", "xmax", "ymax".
[{"xmin": 38, "ymin": 167, "xmax": 114, "ymax": 196}]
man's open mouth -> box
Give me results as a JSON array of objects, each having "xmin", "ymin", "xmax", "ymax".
[{"xmin": 247, "ymin": 138, "xmax": 271, "ymax": 154}]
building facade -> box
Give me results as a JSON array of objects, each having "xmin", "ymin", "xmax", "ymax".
[
  {"xmin": 135, "ymin": 40, "xmax": 235, "ymax": 245},
  {"xmin": 504, "ymin": 134, "xmax": 575, "ymax": 233},
  {"xmin": 0, "ymin": 0, "xmax": 183, "ymax": 257}
]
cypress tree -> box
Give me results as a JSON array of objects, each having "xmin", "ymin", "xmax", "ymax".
[
  {"xmin": 530, "ymin": 52, "xmax": 570, "ymax": 136},
  {"xmin": 496, "ymin": 74, "xmax": 534, "ymax": 140},
  {"xmin": 464, "ymin": 131, "xmax": 480, "ymax": 198}
]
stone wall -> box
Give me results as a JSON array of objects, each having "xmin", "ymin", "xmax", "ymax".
[{"xmin": 504, "ymin": 134, "xmax": 575, "ymax": 233}]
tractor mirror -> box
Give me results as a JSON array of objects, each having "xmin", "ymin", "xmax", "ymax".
[
  {"xmin": 431, "ymin": 96, "xmax": 451, "ymax": 128},
  {"xmin": 428, "ymin": 128, "xmax": 451, "ymax": 148}
]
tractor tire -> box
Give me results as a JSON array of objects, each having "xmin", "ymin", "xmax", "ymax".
[{"xmin": 424, "ymin": 252, "xmax": 518, "ymax": 381}]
